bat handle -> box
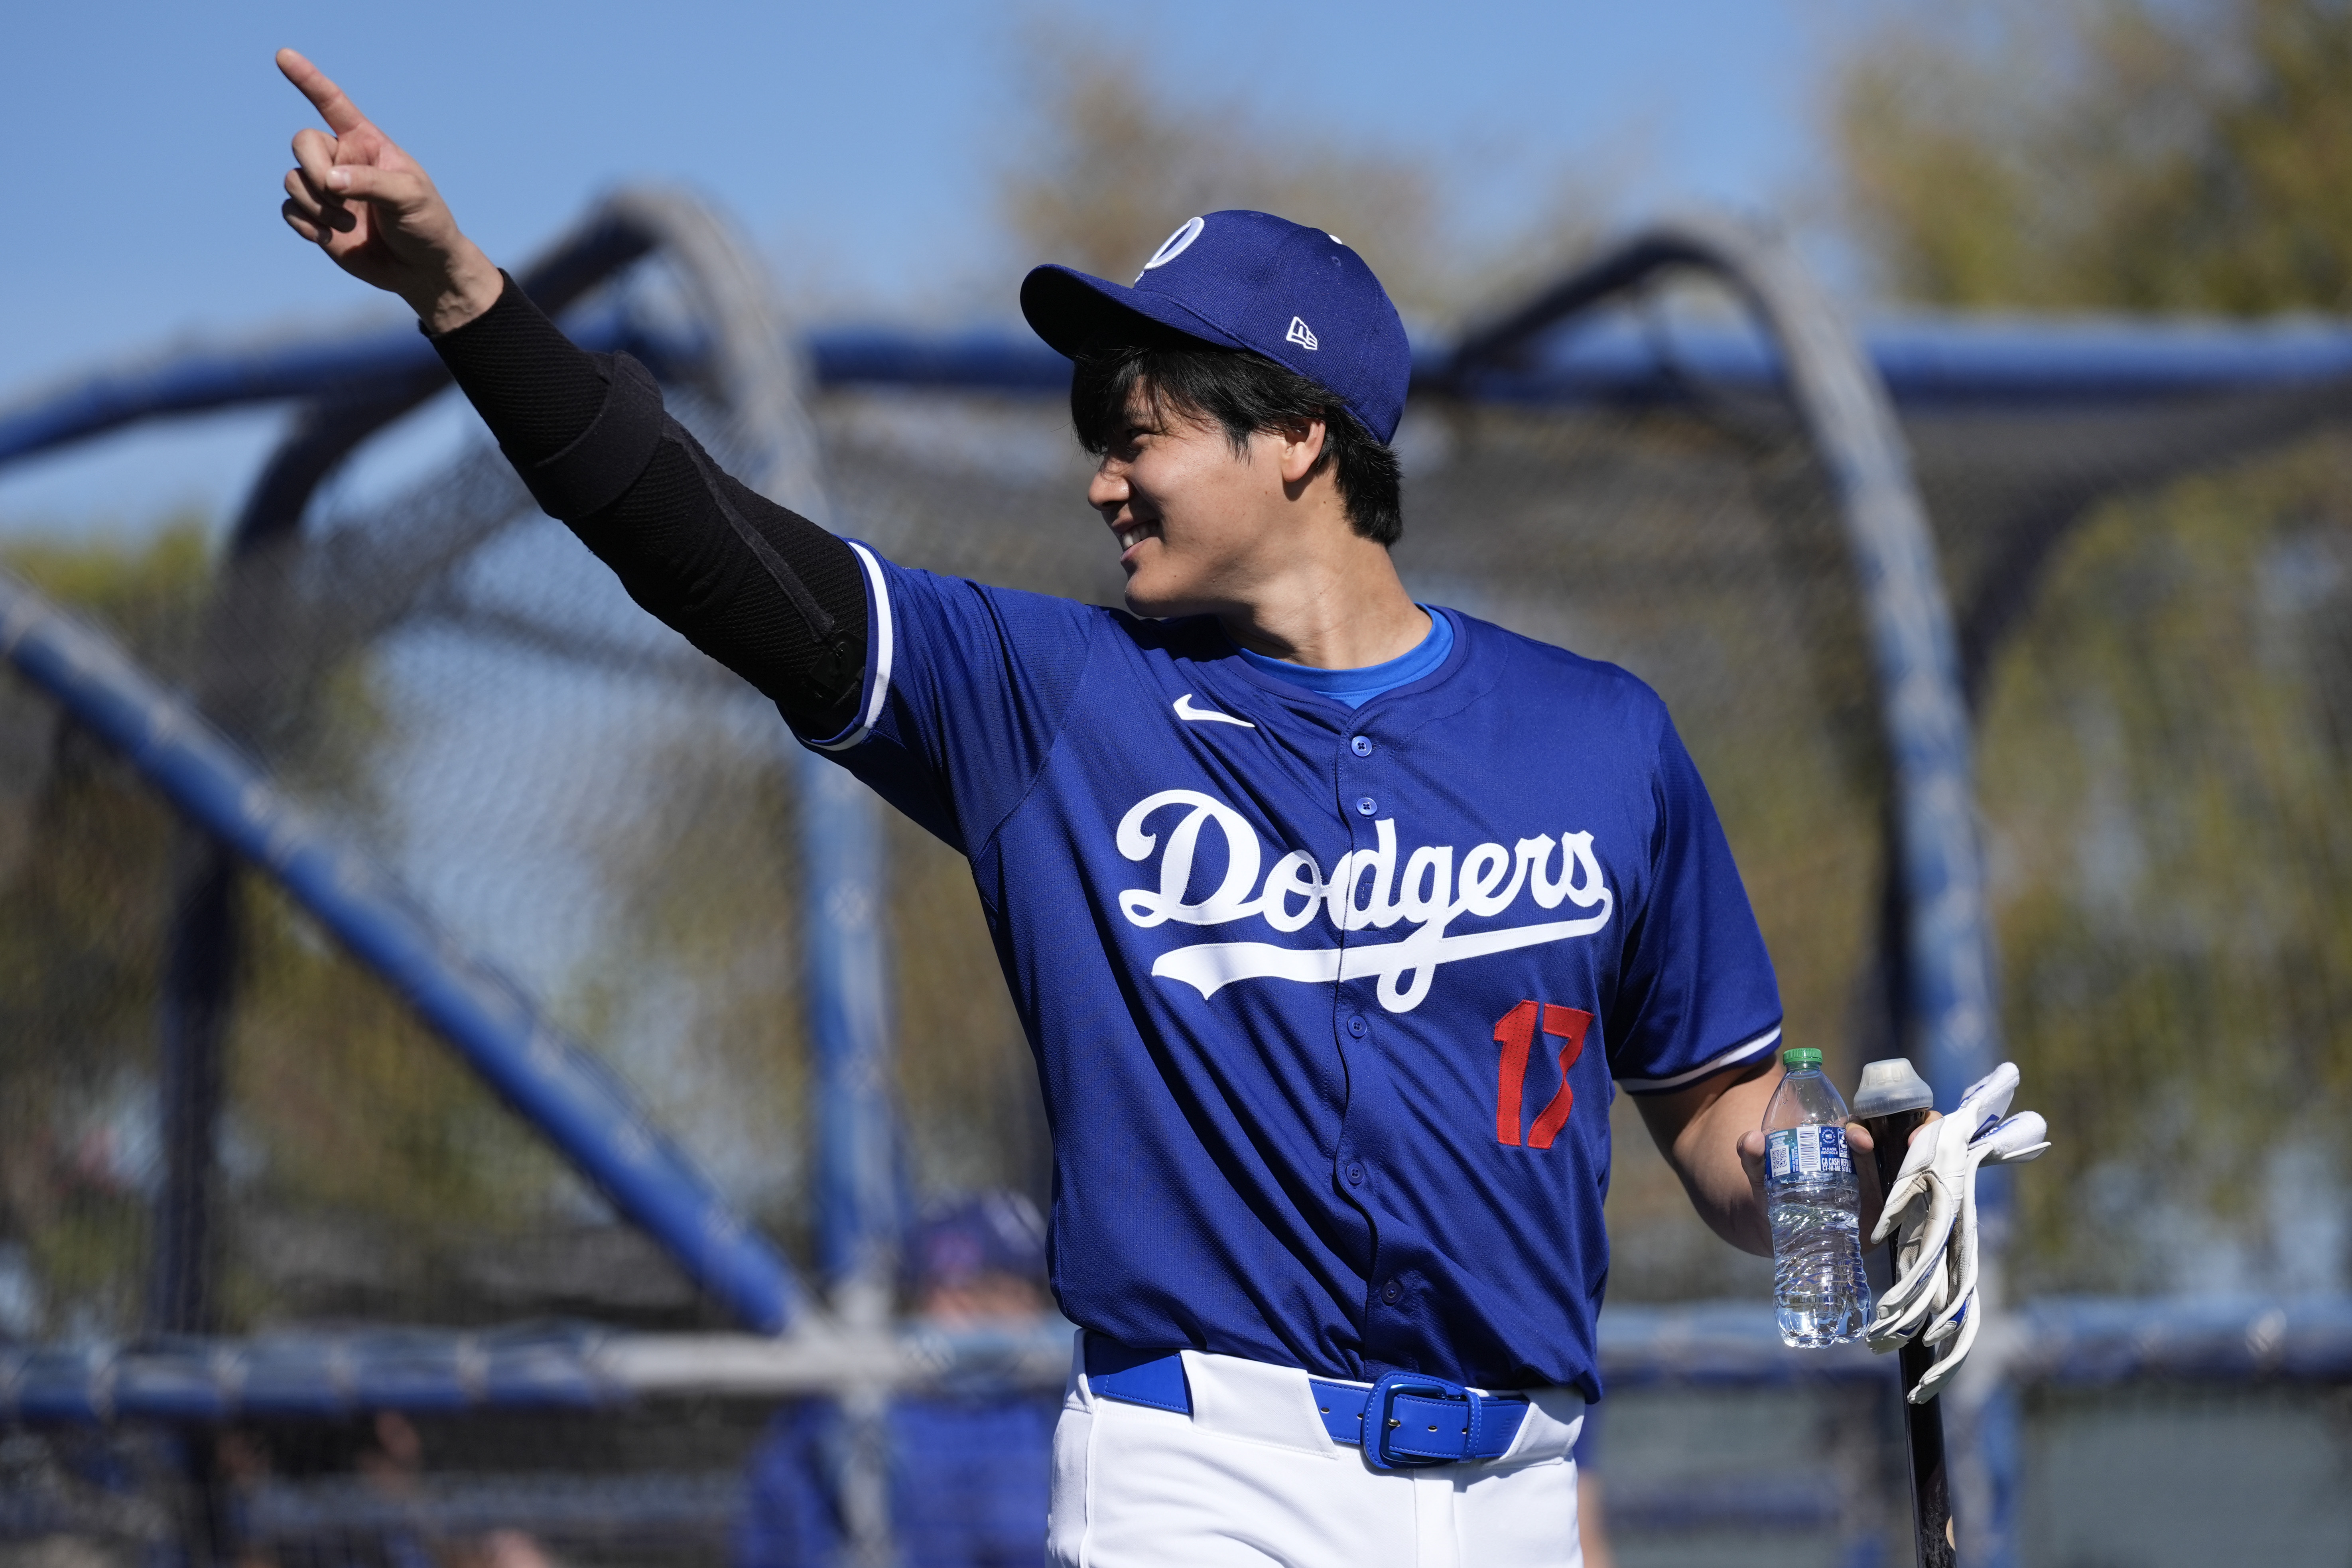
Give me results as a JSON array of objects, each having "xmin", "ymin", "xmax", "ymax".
[{"xmin": 1862, "ymin": 1105, "xmax": 1956, "ymax": 1568}]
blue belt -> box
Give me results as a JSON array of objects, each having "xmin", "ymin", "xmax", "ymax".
[{"xmin": 1082, "ymin": 1339, "xmax": 1529, "ymax": 1471}]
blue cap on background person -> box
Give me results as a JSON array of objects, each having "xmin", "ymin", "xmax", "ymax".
[
  {"xmin": 908, "ymin": 1192, "xmax": 1047, "ymax": 1291},
  {"xmin": 1020, "ymin": 210, "xmax": 1413, "ymax": 445}
]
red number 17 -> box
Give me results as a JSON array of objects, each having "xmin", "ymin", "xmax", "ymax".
[{"xmin": 1495, "ymin": 1001, "xmax": 1592, "ymax": 1148}]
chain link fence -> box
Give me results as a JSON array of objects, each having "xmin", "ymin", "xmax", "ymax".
[{"xmin": 0, "ymin": 199, "xmax": 2348, "ymax": 1565}]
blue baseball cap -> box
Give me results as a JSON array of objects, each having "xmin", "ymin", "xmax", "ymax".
[
  {"xmin": 908, "ymin": 1192, "xmax": 1047, "ymax": 1290},
  {"xmin": 1021, "ymin": 210, "xmax": 1412, "ymax": 444}
]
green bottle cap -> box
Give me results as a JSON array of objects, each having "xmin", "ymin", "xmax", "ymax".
[{"xmin": 1782, "ymin": 1047, "xmax": 1824, "ymax": 1067}]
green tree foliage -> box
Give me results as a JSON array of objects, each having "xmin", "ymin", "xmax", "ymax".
[
  {"xmin": 1840, "ymin": 0, "xmax": 2352, "ymax": 313},
  {"xmin": 576, "ymin": 702, "xmax": 1050, "ymax": 1237},
  {"xmin": 570, "ymin": 709, "xmax": 814, "ymax": 1244},
  {"xmin": 0, "ymin": 528, "xmax": 575, "ymax": 1334},
  {"xmin": 1977, "ymin": 441, "xmax": 2352, "ymax": 1291},
  {"xmin": 1839, "ymin": 0, "xmax": 2352, "ymax": 1290},
  {"xmin": 999, "ymin": 28, "xmax": 1600, "ymax": 324},
  {"xmin": 0, "ymin": 528, "xmax": 210, "ymax": 1333},
  {"xmin": 222, "ymin": 871, "xmax": 581, "ymax": 1328}
]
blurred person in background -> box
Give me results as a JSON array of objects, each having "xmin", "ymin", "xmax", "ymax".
[{"xmin": 735, "ymin": 1193, "xmax": 1060, "ymax": 1568}]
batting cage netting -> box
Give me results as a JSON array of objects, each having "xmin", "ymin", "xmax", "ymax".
[{"xmin": 0, "ymin": 191, "xmax": 2348, "ymax": 1568}]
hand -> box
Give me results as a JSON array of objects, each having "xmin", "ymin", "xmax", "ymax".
[
  {"xmin": 275, "ymin": 48, "xmax": 503, "ymax": 333},
  {"xmin": 1737, "ymin": 1119, "xmax": 1889, "ymax": 1243}
]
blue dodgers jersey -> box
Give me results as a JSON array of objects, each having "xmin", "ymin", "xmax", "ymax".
[{"xmin": 807, "ymin": 546, "xmax": 1783, "ymax": 1397}]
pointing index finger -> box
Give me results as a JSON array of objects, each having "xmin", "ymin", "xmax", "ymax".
[{"xmin": 276, "ymin": 47, "xmax": 369, "ymax": 135}]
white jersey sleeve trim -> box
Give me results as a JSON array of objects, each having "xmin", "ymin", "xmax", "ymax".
[
  {"xmin": 812, "ymin": 540, "xmax": 894, "ymax": 753},
  {"xmin": 1617, "ymin": 1023, "xmax": 1782, "ymax": 1094}
]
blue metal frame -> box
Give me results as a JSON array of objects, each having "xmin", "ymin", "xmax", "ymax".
[
  {"xmin": 5, "ymin": 1297, "xmax": 2346, "ymax": 1425},
  {"xmin": 14, "ymin": 305, "xmax": 2352, "ymax": 475},
  {"xmin": 0, "ymin": 189, "xmax": 900, "ymax": 1556},
  {"xmin": 8, "ymin": 200, "xmax": 2352, "ymax": 1561},
  {"xmin": 801, "ymin": 752, "xmax": 901, "ymax": 1303},
  {"xmin": 0, "ymin": 567, "xmax": 802, "ymax": 1335},
  {"xmin": 1445, "ymin": 215, "xmax": 1999, "ymax": 1143},
  {"xmin": 1444, "ymin": 215, "xmax": 2007, "ymax": 1565},
  {"xmin": 0, "ymin": 197, "xmax": 897, "ymax": 1349}
]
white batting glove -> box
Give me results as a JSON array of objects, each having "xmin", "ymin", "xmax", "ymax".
[
  {"xmin": 1904, "ymin": 1111, "xmax": 2047, "ymax": 1404},
  {"xmin": 1866, "ymin": 1065, "xmax": 2049, "ymax": 1403},
  {"xmin": 1868, "ymin": 1064, "xmax": 2016, "ymax": 1342}
]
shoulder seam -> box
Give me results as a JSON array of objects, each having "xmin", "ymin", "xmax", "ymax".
[
  {"xmin": 1618, "ymin": 1023, "xmax": 1784, "ymax": 1093},
  {"xmin": 968, "ymin": 606, "xmax": 1106, "ymax": 863}
]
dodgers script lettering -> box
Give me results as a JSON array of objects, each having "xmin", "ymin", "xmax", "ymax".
[{"xmin": 1115, "ymin": 789, "xmax": 1614, "ymax": 1012}]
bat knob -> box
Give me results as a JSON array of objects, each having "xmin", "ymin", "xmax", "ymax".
[{"xmin": 1854, "ymin": 1058, "xmax": 1934, "ymax": 1121}]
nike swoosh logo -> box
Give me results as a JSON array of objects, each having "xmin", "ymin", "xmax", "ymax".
[{"xmin": 1173, "ymin": 694, "xmax": 1255, "ymax": 728}]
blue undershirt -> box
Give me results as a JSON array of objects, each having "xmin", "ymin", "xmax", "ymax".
[{"xmin": 1236, "ymin": 608, "xmax": 1454, "ymax": 709}]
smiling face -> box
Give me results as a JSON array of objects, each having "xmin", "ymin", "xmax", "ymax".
[{"xmin": 1087, "ymin": 386, "xmax": 1323, "ymax": 619}]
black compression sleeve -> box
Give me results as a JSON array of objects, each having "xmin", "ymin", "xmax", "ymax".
[{"xmin": 427, "ymin": 275, "xmax": 868, "ymax": 735}]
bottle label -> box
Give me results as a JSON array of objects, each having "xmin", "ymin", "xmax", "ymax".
[{"xmin": 1767, "ymin": 1125, "xmax": 1850, "ymax": 1180}]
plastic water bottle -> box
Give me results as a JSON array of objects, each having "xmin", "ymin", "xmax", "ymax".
[{"xmin": 1763, "ymin": 1046, "xmax": 1872, "ymax": 1346}]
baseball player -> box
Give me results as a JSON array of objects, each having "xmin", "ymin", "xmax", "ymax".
[{"xmin": 276, "ymin": 48, "xmax": 1891, "ymax": 1567}]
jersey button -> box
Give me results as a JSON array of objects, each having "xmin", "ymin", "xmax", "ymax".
[
  {"xmin": 1381, "ymin": 1279, "xmax": 1404, "ymax": 1306},
  {"xmin": 1350, "ymin": 735, "xmax": 1373, "ymax": 756},
  {"xmin": 1355, "ymin": 796, "xmax": 1377, "ymax": 816},
  {"xmin": 1346, "ymin": 1014, "xmax": 1367, "ymax": 1038},
  {"xmin": 1345, "ymin": 1162, "xmax": 1366, "ymax": 1186}
]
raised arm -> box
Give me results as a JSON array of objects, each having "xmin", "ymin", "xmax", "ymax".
[{"xmin": 275, "ymin": 50, "xmax": 868, "ymax": 735}]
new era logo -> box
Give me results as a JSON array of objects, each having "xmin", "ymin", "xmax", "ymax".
[{"xmin": 1286, "ymin": 316, "xmax": 1319, "ymax": 351}]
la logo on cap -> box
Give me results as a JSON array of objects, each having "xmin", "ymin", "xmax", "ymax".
[
  {"xmin": 1137, "ymin": 216, "xmax": 1206, "ymax": 281},
  {"xmin": 1286, "ymin": 316, "xmax": 1319, "ymax": 351}
]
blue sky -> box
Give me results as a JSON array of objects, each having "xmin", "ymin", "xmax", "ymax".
[{"xmin": 0, "ymin": 0, "xmax": 1873, "ymax": 525}]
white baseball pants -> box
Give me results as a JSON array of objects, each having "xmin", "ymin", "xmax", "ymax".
[{"xmin": 1046, "ymin": 1336, "xmax": 1586, "ymax": 1568}]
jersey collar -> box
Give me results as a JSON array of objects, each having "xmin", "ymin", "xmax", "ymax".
[{"xmin": 1213, "ymin": 605, "xmax": 1477, "ymax": 721}]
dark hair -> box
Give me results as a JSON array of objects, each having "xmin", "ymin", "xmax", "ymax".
[{"xmin": 1070, "ymin": 338, "xmax": 1405, "ymax": 546}]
